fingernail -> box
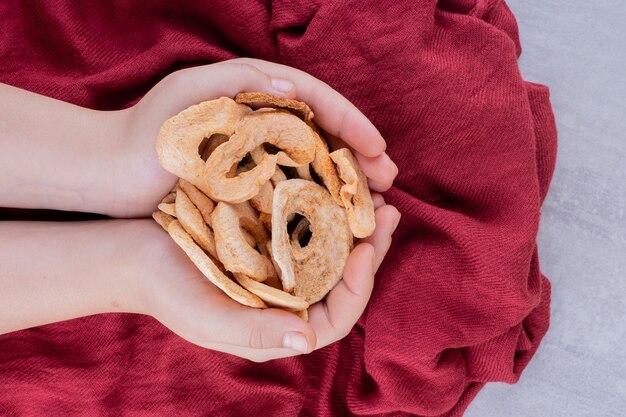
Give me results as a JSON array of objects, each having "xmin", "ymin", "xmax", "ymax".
[
  {"xmin": 283, "ymin": 332, "xmax": 309, "ymax": 353},
  {"xmin": 271, "ymin": 78, "xmax": 294, "ymax": 93}
]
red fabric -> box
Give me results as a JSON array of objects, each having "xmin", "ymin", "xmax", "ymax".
[{"xmin": 0, "ymin": 0, "xmax": 556, "ymax": 415}]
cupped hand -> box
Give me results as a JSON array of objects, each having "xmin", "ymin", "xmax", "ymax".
[
  {"xmin": 116, "ymin": 58, "xmax": 401, "ymax": 361},
  {"xmin": 133, "ymin": 195, "xmax": 399, "ymax": 362},
  {"xmin": 114, "ymin": 59, "xmax": 397, "ymax": 217}
]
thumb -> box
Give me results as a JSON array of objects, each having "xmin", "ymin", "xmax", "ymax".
[
  {"xmin": 143, "ymin": 62, "xmax": 297, "ymax": 120},
  {"xmin": 212, "ymin": 306, "xmax": 317, "ymax": 354}
]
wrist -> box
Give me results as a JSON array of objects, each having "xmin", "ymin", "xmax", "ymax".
[
  {"xmin": 83, "ymin": 108, "xmax": 136, "ymax": 217},
  {"xmin": 101, "ymin": 105, "xmax": 178, "ymax": 218},
  {"xmin": 113, "ymin": 219, "xmax": 183, "ymax": 316},
  {"xmin": 109, "ymin": 219, "xmax": 155, "ymax": 315},
  {"xmin": 0, "ymin": 220, "xmax": 152, "ymax": 334},
  {"xmin": 0, "ymin": 84, "xmax": 135, "ymax": 215}
]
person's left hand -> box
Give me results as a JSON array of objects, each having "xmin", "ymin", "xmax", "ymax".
[{"xmin": 129, "ymin": 193, "xmax": 399, "ymax": 362}]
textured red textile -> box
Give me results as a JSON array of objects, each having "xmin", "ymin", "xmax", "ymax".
[{"xmin": 0, "ymin": 0, "xmax": 556, "ymax": 415}]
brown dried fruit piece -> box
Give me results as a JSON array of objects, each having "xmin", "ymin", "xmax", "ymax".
[
  {"xmin": 249, "ymin": 180, "xmax": 273, "ymax": 215},
  {"xmin": 204, "ymin": 111, "xmax": 316, "ymax": 203},
  {"xmin": 152, "ymin": 211, "xmax": 175, "ymax": 231},
  {"xmin": 157, "ymin": 203, "xmax": 176, "ymax": 217},
  {"xmin": 272, "ymin": 179, "xmax": 353, "ymax": 304},
  {"xmin": 212, "ymin": 202, "xmax": 275, "ymax": 282},
  {"xmin": 239, "ymin": 93, "xmax": 343, "ymax": 206},
  {"xmin": 330, "ymin": 148, "xmax": 376, "ymax": 238},
  {"xmin": 233, "ymin": 273, "xmax": 308, "ymax": 311},
  {"xmin": 175, "ymin": 189, "xmax": 217, "ymax": 258},
  {"xmin": 155, "ymin": 93, "xmax": 379, "ymax": 314},
  {"xmin": 167, "ymin": 220, "xmax": 266, "ymax": 308},
  {"xmin": 235, "ymin": 92, "xmax": 313, "ymax": 122},
  {"xmin": 310, "ymin": 131, "xmax": 344, "ymax": 207},
  {"xmin": 156, "ymin": 97, "xmax": 251, "ymax": 196},
  {"xmin": 178, "ymin": 179, "xmax": 214, "ymax": 226},
  {"xmin": 161, "ymin": 192, "xmax": 176, "ymax": 204}
]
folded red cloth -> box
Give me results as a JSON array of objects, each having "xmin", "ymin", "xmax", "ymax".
[{"xmin": 0, "ymin": 0, "xmax": 556, "ymax": 415}]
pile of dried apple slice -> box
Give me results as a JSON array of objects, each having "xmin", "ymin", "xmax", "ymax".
[{"xmin": 153, "ymin": 93, "xmax": 375, "ymax": 320}]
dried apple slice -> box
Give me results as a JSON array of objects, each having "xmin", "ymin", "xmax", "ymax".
[
  {"xmin": 272, "ymin": 179, "xmax": 353, "ymax": 304},
  {"xmin": 212, "ymin": 202, "xmax": 276, "ymax": 282},
  {"xmin": 156, "ymin": 97, "xmax": 251, "ymax": 195},
  {"xmin": 167, "ymin": 220, "xmax": 266, "ymax": 308},
  {"xmin": 175, "ymin": 189, "xmax": 217, "ymax": 258},
  {"xmin": 204, "ymin": 111, "xmax": 316, "ymax": 203},
  {"xmin": 233, "ymin": 273, "xmax": 308, "ymax": 311},
  {"xmin": 330, "ymin": 148, "xmax": 376, "ymax": 238}
]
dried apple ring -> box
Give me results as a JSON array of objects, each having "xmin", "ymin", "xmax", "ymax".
[
  {"xmin": 233, "ymin": 273, "xmax": 308, "ymax": 311},
  {"xmin": 250, "ymin": 150, "xmax": 288, "ymax": 187},
  {"xmin": 167, "ymin": 220, "xmax": 266, "ymax": 308},
  {"xmin": 175, "ymin": 189, "xmax": 217, "ymax": 258},
  {"xmin": 310, "ymin": 131, "xmax": 344, "ymax": 207},
  {"xmin": 204, "ymin": 111, "xmax": 316, "ymax": 203},
  {"xmin": 156, "ymin": 97, "xmax": 251, "ymax": 195},
  {"xmin": 330, "ymin": 148, "xmax": 376, "ymax": 238},
  {"xmin": 152, "ymin": 211, "xmax": 175, "ymax": 232},
  {"xmin": 238, "ymin": 93, "xmax": 344, "ymax": 206},
  {"xmin": 157, "ymin": 203, "xmax": 176, "ymax": 217},
  {"xmin": 249, "ymin": 180, "xmax": 273, "ymax": 215},
  {"xmin": 272, "ymin": 179, "xmax": 353, "ymax": 304},
  {"xmin": 235, "ymin": 92, "xmax": 313, "ymax": 122},
  {"xmin": 212, "ymin": 202, "xmax": 276, "ymax": 282},
  {"xmin": 178, "ymin": 179, "xmax": 215, "ymax": 227}
]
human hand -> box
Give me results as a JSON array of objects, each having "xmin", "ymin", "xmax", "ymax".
[
  {"xmin": 1, "ymin": 59, "xmax": 396, "ymax": 217},
  {"xmin": 132, "ymin": 194, "xmax": 399, "ymax": 362},
  {"xmin": 115, "ymin": 58, "xmax": 398, "ymax": 217}
]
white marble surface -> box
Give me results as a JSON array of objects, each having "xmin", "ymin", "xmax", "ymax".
[{"xmin": 465, "ymin": 1, "xmax": 626, "ymax": 416}]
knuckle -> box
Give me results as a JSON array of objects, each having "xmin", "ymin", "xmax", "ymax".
[
  {"xmin": 224, "ymin": 63, "xmax": 271, "ymax": 89},
  {"xmin": 226, "ymin": 62, "xmax": 262, "ymax": 78},
  {"xmin": 227, "ymin": 57, "xmax": 252, "ymax": 66},
  {"xmin": 161, "ymin": 68, "xmax": 190, "ymax": 92},
  {"xmin": 248, "ymin": 326, "xmax": 266, "ymax": 349},
  {"xmin": 164, "ymin": 68, "xmax": 185, "ymax": 84}
]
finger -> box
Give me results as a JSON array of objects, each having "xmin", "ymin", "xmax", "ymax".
[
  {"xmin": 357, "ymin": 152, "xmax": 398, "ymax": 192},
  {"xmin": 146, "ymin": 62, "xmax": 297, "ymax": 120},
  {"xmin": 202, "ymin": 343, "xmax": 301, "ymax": 363},
  {"xmin": 324, "ymin": 133, "xmax": 397, "ymax": 189},
  {"xmin": 308, "ymin": 243, "xmax": 376, "ymax": 349},
  {"xmin": 368, "ymin": 178, "xmax": 391, "ymax": 193},
  {"xmin": 200, "ymin": 206, "xmax": 400, "ymax": 357},
  {"xmin": 371, "ymin": 192, "xmax": 385, "ymax": 209},
  {"xmin": 361, "ymin": 204, "xmax": 401, "ymax": 271},
  {"xmin": 201, "ymin": 302, "xmax": 317, "ymax": 354},
  {"xmin": 205, "ymin": 206, "xmax": 400, "ymax": 357},
  {"xmin": 230, "ymin": 58, "xmax": 386, "ymax": 158}
]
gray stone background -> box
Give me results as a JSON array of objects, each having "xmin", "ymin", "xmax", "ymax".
[{"xmin": 465, "ymin": 1, "xmax": 626, "ymax": 416}]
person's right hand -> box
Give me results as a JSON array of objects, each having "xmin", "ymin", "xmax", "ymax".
[
  {"xmin": 110, "ymin": 58, "xmax": 398, "ymax": 217},
  {"xmin": 129, "ymin": 194, "xmax": 399, "ymax": 362}
]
